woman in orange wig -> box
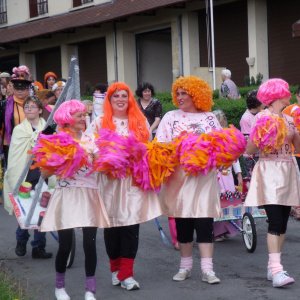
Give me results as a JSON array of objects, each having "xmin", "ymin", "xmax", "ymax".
[
  {"xmin": 86, "ymin": 82, "xmax": 162, "ymax": 291},
  {"xmin": 44, "ymin": 71, "xmax": 57, "ymax": 90}
]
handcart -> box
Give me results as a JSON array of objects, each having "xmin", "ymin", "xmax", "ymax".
[
  {"xmin": 9, "ymin": 183, "xmax": 76, "ymax": 268},
  {"xmin": 214, "ymin": 186, "xmax": 266, "ymax": 253}
]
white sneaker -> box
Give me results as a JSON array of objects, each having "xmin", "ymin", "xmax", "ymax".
[
  {"xmin": 267, "ymin": 269, "xmax": 272, "ymax": 281},
  {"xmin": 272, "ymin": 271, "xmax": 295, "ymax": 288},
  {"xmin": 121, "ymin": 277, "xmax": 140, "ymax": 290},
  {"xmin": 202, "ymin": 271, "xmax": 221, "ymax": 284},
  {"xmin": 172, "ymin": 269, "xmax": 191, "ymax": 281},
  {"xmin": 85, "ymin": 291, "xmax": 96, "ymax": 300},
  {"xmin": 55, "ymin": 288, "xmax": 70, "ymax": 300},
  {"xmin": 112, "ymin": 271, "xmax": 120, "ymax": 286}
]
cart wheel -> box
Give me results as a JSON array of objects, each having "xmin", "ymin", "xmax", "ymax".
[
  {"xmin": 242, "ymin": 212, "xmax": 257, "ymax": 253},
  {"xmin": 66, "ymin": 229, "xmax": 76, "ymax": 268}
]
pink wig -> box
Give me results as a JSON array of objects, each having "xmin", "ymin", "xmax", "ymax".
[
  {"xmin": 54, "ymin": 100, "xmax": 86, "ymax": 127},
  {"xmin": 257, "ymin": 78, "xmax": 291, "ymax": 106}
]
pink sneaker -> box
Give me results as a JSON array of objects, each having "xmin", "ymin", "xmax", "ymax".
[{"xmin": 272, "ymin": 271, "xmax": 295, "ymax": 288}]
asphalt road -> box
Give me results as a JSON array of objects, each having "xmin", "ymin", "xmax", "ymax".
[{"xmin": 1, "ymin": 205, "xmax": 300, "ymax": 300}]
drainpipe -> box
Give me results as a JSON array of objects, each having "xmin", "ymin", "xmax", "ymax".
[
  {"xmin": 177, "ymin": 15, "xmax": 184, "ymax": 76},
  {"xmin": 113, "ymin": 21, "xmax": 118, "ymax": 82},
  {"xmin": 209, "ymin": 0, "xmax": 216, "ymax": 90}
]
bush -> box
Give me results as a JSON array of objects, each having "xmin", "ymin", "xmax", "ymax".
[
  {"xmin": 155, "ymin": 92, "xmax": 175, "ymax": 115},
  {"xmin": 213, "ymin": 98, "xmax": 246, "ymax": 129}
]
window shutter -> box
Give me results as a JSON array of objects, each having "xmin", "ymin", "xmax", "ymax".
[
  {"xmin": 73, "ymin": 0, "xmax": 82, "ymax": 7},
  {"xmin": 29, "ymin": 0, "xmax": 38, "ymax": 18}
]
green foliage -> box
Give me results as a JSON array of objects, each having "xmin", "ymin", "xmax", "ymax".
[
  {"xmin": 238, "ymin": 86, "xmax": 258, "ymax": 98},
  {"xmin": 213, "ymin": 98, "xmax": 246, "ymax": 129},
  {"xmin": 155, "ymin": 92, "xmax": 176, "ymax": 115}
]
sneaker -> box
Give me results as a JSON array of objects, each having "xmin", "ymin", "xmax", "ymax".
[
  {"xmin": 32, "ymin": 247, "xmax": 53, "ymax": 259},
  {"xmin": 85, "ymin": 291, "xmax": 96, "ymax": 300},
  {"xmin": 202, "ymin": 271, "xmax": 221, "ymax": 284},
  {"xmin": 267, "ymin": 269, "xmax": 272, "ymax": 281},
  {"xmin": 214, "ymin": 236, "xmax": 225, "ymax": 242},
  {"xmin": 173, "ymin": 269, "xmax": 191, "ymax": 281},
  {"xmin": 120, "ymin": 277, "xmax": 140, "ymax": 291},
  {"xmin": 112, "ymin": 271, "xmax": 120, "ymax": 286},
  {"xmin": 15, "ymin": 241, "xmax": 27, "ymax": 257},
  {"xmin": 55, "ymin": 288, "xmax": 70, "ymax": 300},
  {"xmin": 272, "ymin": 271, "xmax": 295, "ymax": 288}
]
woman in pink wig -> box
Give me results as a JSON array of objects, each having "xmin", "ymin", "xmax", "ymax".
[
  {"xmin": 245, "ymin": 78, "xmax": 300, "ymax": 288},
  {"xmin": 41, "ymin": 100, "xmax": 109, "ymax": 300}
]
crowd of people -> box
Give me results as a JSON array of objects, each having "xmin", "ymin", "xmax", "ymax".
[{"xmin": 0, "ymin": 64, "xmax": 300, "ymax": 300}]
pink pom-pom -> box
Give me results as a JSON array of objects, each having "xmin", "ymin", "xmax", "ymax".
[
  {"xmin": 31, "ymin": 131, "xmax": 89, "ymax": 178},
  {"xmin": 292, "ymin": 106, "xmax": 300, "ymax": 132},
  {"xmin": 209, "ymin": 126, "xmax": 246, "ymax": 168},
  {"xmin": 250, "ymin": 115, "xmax": 287, "ymax": 153}
]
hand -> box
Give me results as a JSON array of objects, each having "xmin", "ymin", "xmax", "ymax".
[{"xmin": 237, "ymin": 173, "xmax": 243, "ymax": 187}]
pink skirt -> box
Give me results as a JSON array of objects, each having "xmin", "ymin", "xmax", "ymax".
[
  {"xmin": 159, "ymin": 167, "xmax": 221, "ymax": 218},
  {"xmin": 41, "ymin": 187, "xmax": 110, "ymax": 231}
]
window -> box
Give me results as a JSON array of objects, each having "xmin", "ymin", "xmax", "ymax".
[
  {"xmin": 0, "ymin": 0, "xmax": 7, "ymax": 24},
  {"xmin": 29, "ymin": 0, "xmax": 48, "ymax": 18},
  {"xmin": 73, "ymin": 0, "xmax": 93, "ymax": 8}
]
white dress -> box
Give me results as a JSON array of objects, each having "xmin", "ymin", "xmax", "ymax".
[{"xmin": 156, "ymin": 109, "xmax": 222, "ymax": 218}]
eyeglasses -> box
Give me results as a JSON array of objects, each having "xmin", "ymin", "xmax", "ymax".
[{"xmin": 24, "ymin": 105, "xmax": 39, "ymax": 110}]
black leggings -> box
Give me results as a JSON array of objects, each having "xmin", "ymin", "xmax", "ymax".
[
  {"xmin": 264, "ymin": 205, "xmax": 291, "ymax": 235},
  {"xmin": 175, "ymin": 218, "xmax": 214, "ymax": 243},
  {"xmin": 56, "ymin": 227, "xmax": 97, "ymax": 276},
  {"xmin": 104, "ymin": 224, "xmax": 139, "ymax": 259}
]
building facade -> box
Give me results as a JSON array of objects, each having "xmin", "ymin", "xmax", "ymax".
[{"xmin": 0, "ymin": 0, "xmax": 299, "ymax": 94}]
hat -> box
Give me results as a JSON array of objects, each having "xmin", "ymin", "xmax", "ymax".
[
  {"xmin": 11, "ymin": 79, "xmax": 31, "ymax": 89},
  {"xmin": 52, "ymin": 81, "xmax": 66, "ymax": 91},
  {"xmin": 0, "ymin": 72, "xmax": 11, "ymax": 78}
]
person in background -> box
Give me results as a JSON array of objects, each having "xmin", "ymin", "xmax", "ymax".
[
  {"xmin": 136, "ymin": 82, "xmax": 162, "ymax": 139},
  {"xmin": 3, "ymin": 96, "xmax": 52, "ymax": 259},
  {"xmin": 240, "ymin": 90, "xmax": 263, "ymax": 178},
  {"xmin": 212, "ymin": 109, "xmax": 243, "ymax": 241},
  {"xmin": 245, "ymin": 78, "xmax": 300, "ymax": 288},
  {"xmin": 0, "ymin": 72, "xmax": 11, "ymax": 100},
  {"xmin": 82, "ymin": 100, "xmax": 93, "ymax": 128},
  {"xmin": 92, "ymin": 83, "xmax": 107, "ymax": 121},
  {"xmin": 44, "ymin": 72, "xmax": 57, "ymax": 90},
  {"xmin": 36, "ymin": 89, "xmax": 56, "ymax": 121},
  {"xmin": 52, "ymin": 81, "xmax": 66, "ymax": 101},
  {"xmin": 2, "ymin": 66, "xmax": 32, "ymax": 164},
  {"xmin": 156, "ymin": 76, "xmax": 221, "ymax": 285},
  {"xmin": 220, "ymin": 69, "xmax": 240, "ymax": 99}
]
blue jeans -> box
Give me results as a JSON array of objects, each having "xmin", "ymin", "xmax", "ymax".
[{"xmin": 16, "ymin": 226, "xmax": 46, "ymax": 249}]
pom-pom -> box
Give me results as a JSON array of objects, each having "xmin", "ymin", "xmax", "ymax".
[
  {"xmin": 250, "ymin": 115, "xmax": 287, "ymax": 153},
  {"xmin": 209, "ymin": 126, "xmax": 246, "ymax": 168},
  {"xmin": 175, "ymin": 132, "xmax": 215, "ymax": 175},
  {"xmin": 291, "ymin": 106, "xmax": 300, "ymax": 132},
  {"xmin": 31, "ymin": 131, "xmax": 89, "ymax": 178},
  {"xmin": 146, "ymin": 139, "xmax": 178, "ymax": 190},
  {"xmin": 93, "ymin": 129, "xmax": 131, "ymax": 179}
]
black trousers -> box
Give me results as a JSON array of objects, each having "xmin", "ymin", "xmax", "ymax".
[
  {"xmin": 104, "ymin": 224, "xmax": 139, "ymax": 259},
  {"xmin": 264, "ymin": 205, "xmax": 291, "ymax": 235},
  {"xmin": 175, "ymin": 218, "xmax": 214, "ymax": 243},
  {"xmin": 56, "ymin": 227, "xmax": 97, "ymax": 276}
]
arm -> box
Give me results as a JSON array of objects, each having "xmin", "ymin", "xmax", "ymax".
[
  {"xmin": 292, "ymin": 130, "xmax": 300, "ymax": 154},
  {"xmin": 150, "ymin": 100, "xmax": 163, "ymax": 133},
  {"xmin": 150, "ymin": 117, "xmax": 161, "ymax": 133},
  {"xmin": 246, "ymin": 139, "xmax": 259, "ymax": 155}
]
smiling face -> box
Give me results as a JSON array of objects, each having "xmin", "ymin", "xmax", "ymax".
[
  {"xmin": 176, "ymin": 88, "xmax": 197, "ymax": 113},
  {"xmin": 110, "ymin": 89, "xmax": 129, "ymax": 118},
  {"xmin": 142, "ymin": 88, "xmax": 152, "ymax": 101},
  {"xmin": 71, "ymin": 111, "xmax": 87, "ymax": 132}
]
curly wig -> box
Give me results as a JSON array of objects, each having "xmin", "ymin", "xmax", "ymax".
[
  {"xmin": 172, "ymin": 76, "xmax": 213, "ymax": 112},
  {"xmin": 102, "ymin": 82, "xmax": 149, "ymax": 142},
  {"xmin": 257, "ymin": 78, "xmax": 291, "ymax": 106}
]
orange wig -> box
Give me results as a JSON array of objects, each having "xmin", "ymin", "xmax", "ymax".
[
  {"xmin": 44, "ymin": 71, "xmax": 57, "ymax": 88},
  {"xmin": 102, "ymin": 82, "xmax": 149, "ymax": 142}
]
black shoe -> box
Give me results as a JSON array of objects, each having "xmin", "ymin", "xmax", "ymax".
[
  {"xmin": 32, "ymin": 247, "xmax": 53, "ymax": 259},
  {"xmin": 15, "ymin": 241, "xmax": 27, "ymax": 256}
]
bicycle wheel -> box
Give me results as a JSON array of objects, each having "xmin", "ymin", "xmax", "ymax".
[
  {"xmin": 66, "ymin": 229, "xmax": 76, "ymax": 268},
  {"xmin": 242, "ymin": 212, "xmax": 257, "ymax": 253}
]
